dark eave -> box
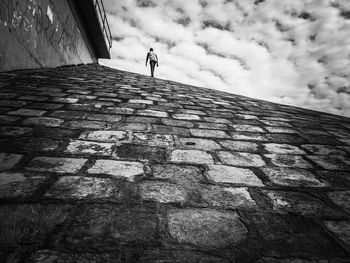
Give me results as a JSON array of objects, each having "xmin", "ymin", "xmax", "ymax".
[{"xmin": 72, "ymin": 0, "xmax": 111, "ymax": 59}]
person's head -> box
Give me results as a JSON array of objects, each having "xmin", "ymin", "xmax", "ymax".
[{"xmin": 150, "ymin": 48, "xmax": 153, "ymax": 51}]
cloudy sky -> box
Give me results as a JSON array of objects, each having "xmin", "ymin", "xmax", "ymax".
[{"xmin": 99, "ymin": 0, "xmax": 350, "ymax": 117}]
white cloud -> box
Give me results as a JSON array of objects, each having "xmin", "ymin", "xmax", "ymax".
[{"xmin": 100, "ymin": 0, "xmax": 350, "ymax": 117}]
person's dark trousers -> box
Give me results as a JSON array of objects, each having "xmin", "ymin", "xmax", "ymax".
[{"xmin": 150, "ymin": 61, "xmax": 157, "ymax": 77}]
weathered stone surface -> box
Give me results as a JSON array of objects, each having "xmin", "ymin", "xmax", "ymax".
[
  {"xmin": 88, "ymin": 159, "xmax": 144, "ymax": 181},
  {"xmin": 26, "ymin": 157, "xmax": 87, "ymax": 173},
  {"xmin": 232, "ymin": 124, "xmax": 265, "ymax": 132},
  {"xmin": 302, "ymin": 144, "xmax": 347, "ymax": 155},
  {"xmin": 264, "ymin": 127, "xmax": 297, "ymax": 134},
  {"xmin": 219, "ymin": 140, "xmax": 258, "ymax": 152},
  {"xmin": 162, "ymin": 118, "xmax": 194, "ymax": 128},
  {"xmin": 152, "ymin": 124, "xmax": 190, "ymax": 136},
  {"xmin": 65, "ymin": 140, "xmax": 114, "ymax": 155},
  {"xmin": 133, "ymin": 133, "xmax": 176, "ymax": 147},
  {"xmin": 138, "ymin": 249, "xmax": 231, "ymax": 263},
  {"xmin": 179, "ymin": 137, "xmax": 221, "ymax": 150},
  {"xmin": 231, "ymin": 132, "xmax": 268, "ymax": 141},
  {"xmin": 266, "ymin": 134, "xmax": 305, "ymax": 144},
  {"xmin": 23, "ymin": 117, "xmax": 64, "ymax": 127},
  {"xmin": 152, "ymin": 164, "xmax": 202, "ymax": 185},
  {"xmin": 327, "ymin": 191, "xmax": 350, "ymax": 212},
  {"xmin": 116, "ymin": 144, "xmax": 166, "ymax": 162},
  {"xmin": 240, "ymin": 211, "xmax": 346, "ymax": 257},
  {"xmin": 172, "ymin": 113, "xmax": 200, "ymax": 120},
  {"xmin": 170, "ymin": 149, "xmax": 214, "ymax": 164},
  {"xmin": 167, "ymin": 209, "xmax": 248, "ymax": 248},
  {"xmin": 79, "ymin": 130, "xmax": 130, "ymax": 142},
  {"xmin": 317, "ymin": 171, "xmax": 350, "ymax": 189},
  {"xmin": 0, "ymin": 153, "xmax": 23, "ymax": 170},
  {"xmin": 113, "ymin": 122, "xmax": 150, "ymax": 131},
  {"xmin": 0, "ymin": 204, "xmax": 71, "ymax": 248},
  {"xmin": 265, "ymin": 154, "xmax": 313, "ymax": 169},
  {"xmin": 0, "ymin": 172, "xmax": 44, "ymax": 198},
  {"xmin": 8, "ymin": 109, "xmax": 46, "ymax": 116},
  {"xmin": 324, "ymin": 221, "xmax": 350, "ymax": 248},
  {"xmin": 28, "ymin": 250, "xmax": 123, "ymax": 263},
  {"xmin": 45, "ymin": 176, "xmax": 125, "ymax": 200},
  {"xmin": 129, "ymin": 99, "xmax": 153, "ymax": 104},
  {"xmin": 201, "ymin": 186, "xmax": 257, "ymax": 209},
  {"xmin": 206, "ymin": 165, "xmax": 264, "ymax": 186},
  {"xmin": 190, "ymin": 129, "xmax": 230, "ymax": 138},
  {"xmin": 255, "ymin": 258, "xmax": 328, "ymax": 263},
  {"xmin": 139, "ymin": 181, "xmax": 187, "ymax": 203},
  {"xmin": 138, "ymin": 109, "xmax": 168, "ymax": 117},
  {"xmin": 261, "ymin": 168, "xmax": 328, "ymax": 187},
  {"xmin": 218, "ymin": 151, "xmax": 266, "ymax": 167},
  {"xmin": 64, "ymin": 120, "xmax": 109, "ymax": 129},
  {"xmin": 85, "ymin": 113, "xmax": 122, "ymax": 122},
  {"xmin": 65, "ymin": 204, "xmax": 157, "ymax": 247},
  {"xmin": 0, "ymin": 126, "xmax": 32, "ymax": 136},
  {"xmin": 263, "ymin": 190, "xmax": 342, "ymax": 217},
  {"xmin": 307, "ymin": 155, "xmax": 350, "ymax": 170},
  {"xmin": 263, "ymin": 143, "xmax": 306, "ymax": 154}
]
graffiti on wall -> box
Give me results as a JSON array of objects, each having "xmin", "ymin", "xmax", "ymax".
[{"xmin": 0, "ymin": 0, "xmax": 82, "ymax": 56}]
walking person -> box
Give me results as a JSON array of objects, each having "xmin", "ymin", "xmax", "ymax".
[{"xmin": 145, "ymin": 48, "xmax": 159, "ymax": 77}]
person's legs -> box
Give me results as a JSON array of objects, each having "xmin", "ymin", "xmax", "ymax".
[{"xmin": 150, "ymin": 61, "xmax": 156, "ymax": 77}]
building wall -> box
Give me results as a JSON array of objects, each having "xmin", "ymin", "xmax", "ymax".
[{"xmin": 0, "ymin": 0, "xmax": 96, "ymax": 72}]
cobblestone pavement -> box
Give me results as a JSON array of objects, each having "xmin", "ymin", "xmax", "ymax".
[{"xmin": 0, "ymin": 64, "xmax": 350, "ymax": 262}]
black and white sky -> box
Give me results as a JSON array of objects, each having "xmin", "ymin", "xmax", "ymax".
[{"xmin": 100, "ymin": 0, "xmax": 350, "ymax": 117}]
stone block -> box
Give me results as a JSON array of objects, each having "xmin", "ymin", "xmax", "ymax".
[
  {"xmin": 263, "ymin": 190, "xmax": 343, "ymax": 217},
  {"xmin": 230, "ymin": 132, "xmax": 268, "ymax": 141},
  {"xmin": 201, "ymin": 186, "xmax": 257, "ymax": 209},
  {"xmin": 85, "ymin": 113, "xmax": 122, "ymax": 122},
  {"xmin": 64, "ymin": 140, "xmax": 113, "ymax": 155},
  {"xmin": 26, "ymin": 157, "xmax": 87, "ymax": 173},
  {"xmin": 190, "ymin": 129, "xmax": 230, "ymax": 138},
  {"xmin": 172, "ymin": 114, "xmax": 200, "ymax": 120},
  {"xmin": 65, "ymin": 204, "xmax": 157, "ymax": 247},
  {"xmin": 302, "ymin": 144, "xmax": 347, "ymax": 155},
  {"xmin": 152, "ymin": 124, "xmax": 190, "ymax": 136},
  {"xmin": 218, "ymin": 151, "xmax": 266, "ymax": 167},
  {"xmin": 88, "ymin": 159, "xmax": 144, "ymax": 181},
  {"xmin": 64, "ymin": 120, "xmax": 109, "ymax": 129},
  {"xmin": 133, "ymin": 133, "xmax": 176, "ymax": 147},
  {"xmin": 79, "ymin": 130, "xmax": 130, "ymax": 143},
  {"xmin": 327, "ymin": 191, "xmax": 350, "ymax": 212},
  {"xmin": 307, "ymin": 155, "xmax": 350, "ymax": 170},
  {"xmin": 7, "ymin": 109, "xmax": 46, "ymax": 116},
  {"xmin": 261, "ymin": 168, "xmax": 328, "ymax": 187},
  {"xmin": 179, "ymin": 137, "xmax": 221, "ymax": 150},
  {"xmin": 113, "ymin": 122, "xmax": 150, "ymax": 132},
  {"xmin": 206, "ymin": 165, "xmax": 264, "ymax": 186},
  {"xmin": 129, "ymin": 99, "xmax": 153, "ymax": 104},
  {"xmin": 0, "ymin": 153, "xmax": 23, "ymax": 170},
  {"xmin": 139, "ymin": 181, "xmax": 187, "ymax": 203},
  {"xmin": 265, "ymin": 154, "xmax": 313, "ymax": 169},
  {"xmin": 324, "ymin": 221, "xmax": 350, "ymax": 249},
  {"xmin": 116, "ymin": 144, "xmax": 166, "ymax": 162},
  {"xmin": 263, "ymin": 143, "xmax": 306, "ymax": 154},
  {"xmin": 45, "ymin": 176, "xmax": 128, "ymax": 200},
  {"xmin": 0, "ymin": 126, "xmax": 32, "ymax": 136},
  {"xmin": 23, "ymin": 117, "xmax": 64, "ymax": 127},
  {"xmin": 219, "ymin": 140, "xmax": 258, "ymax": 152},
  {"xmin": 137, "ymin": 109, "xmax": 168, "ymax": 118},
  {"xmin": 0, "ymin": 172, "xmax": 44, "ymax": 198},
  {"xmin": 152, "ymin": 164, "xmax": 202, "ymax": 185},
  {"xmin": 167, "ymin": 208, "xmax": 247, "ymax": 248},
  {"xmin": 232, "ymin": 124, "xmax": 265, "ymax": 132},
  {"xmin": 240, "ymin": 211, "xmax": 346, "ymax": 257},
  {"xmin": 0, "ymin": 204, "xmax": 71, "ymax": 248},
  {"xmin": 170, "ymin": 150, "xmax": 214, "ymax": 164},
  {"xmin": 162, "ymin": 118, "xmax": 194, "ymax": 128}
]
